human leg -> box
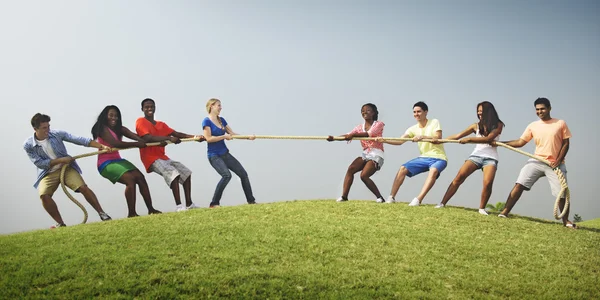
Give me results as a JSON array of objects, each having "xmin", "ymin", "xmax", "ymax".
[
  {"xmin": 222, "ymin": 153, "xmax": 256, "ymax": 203},
  {"xmin": 340, "ymin": 157, "xmax": 366, "ymax": 200},
  {"xmin": 480, "ymin": 164, "xmax": 497, "ymax": 209},
  {"xmin": 209, "ymin": 154, "xmax": 232, "ymax": 206},
  {"xmin": 500, "ymin": 161, "xmax": 544, "ymax": 217},
  {"xmin": 117, "ymin": 171, "xmax": 140, "ymax": 217},
  {"xmin": 360, "ymin": 160, "xmax": 383, "ymax": 199},
  {"xmin": 440, "ymin": 160, "xmax": 479, "ymax": 206}
]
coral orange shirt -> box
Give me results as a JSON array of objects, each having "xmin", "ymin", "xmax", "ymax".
[
  {"xmin": 135, "ymin": 117, "xmax": 174, "ymax": 172},
  {"xmin": 520, "ymin": 118, "xmax": 571, "ymax": 164}
]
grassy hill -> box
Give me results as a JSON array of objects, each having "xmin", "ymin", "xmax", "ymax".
[
  {"xmin": 1, "ymin": 201, "xmax": 598, "ymax": 299},
  {"xmin": 579, "ymin": 217, "xmax": 600, "ymax": 229}
]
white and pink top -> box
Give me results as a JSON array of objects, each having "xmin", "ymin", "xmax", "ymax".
[
  {"xmin": 347, "ymin": 121, "xmax": 385, "ymax": 159},
  {"xmin": 97, "ymin": 127, "xmax": 122, "ymax": 168}
]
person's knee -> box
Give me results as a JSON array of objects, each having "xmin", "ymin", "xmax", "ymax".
[
  {"xmin": 398, "ymin": 166, "xmax": 409, "ymax": 175},
  {"xmin": 76, "ymin": 185, "xmax": 90, "ymax": 194},
  {"xmin": 453, "ymin": 174, "xmax": 467, "ymax": 185},
  {"xmin": 134, "ymin": 173, "xmax": 146, "ymax": 184},
  {"xmin": 360, "ymin": 172, "xmax": 371, "ymax": 182},
  {"xmin": 430, "ymin": 168, "xmax": 440, "ymax": 178},
  {"xmin": 222, "ymin": 172, "xmax": 232, "ymax": 181},
  {"xmin": 40, "ymin": 194, "xmax": 53, "ymax": 203},
  {"xmin": 483, "ymin": 179, "xmax": 494, "ymax": 190}
]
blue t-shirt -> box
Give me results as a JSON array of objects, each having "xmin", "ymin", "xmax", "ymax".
[{"xmin": 202, "ymin": 117, "xmax": 229, "ymax": 157}]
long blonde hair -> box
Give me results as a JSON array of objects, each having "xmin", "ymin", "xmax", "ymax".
[{"xmin": 206, "ymin": 98, "xmax": 220, "ymax": 114}]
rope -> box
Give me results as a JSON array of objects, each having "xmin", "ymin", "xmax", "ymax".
[
  {"xmin": 496, "ymin": 142, "xmax": 569, "ymax": 220},
  {"xmin": 233, "ymin": 135, "xmax": 569, "ymax": 220},
  {"xmin": 60, "ymin": 137, "xmax": 200, "ymax": 224},
  {"xmin": 59, "ymin": 134, "xmax": 569, "ymax": 222},
  {"xmin": 231, "ymin": 135, "xmax": 461, "ymax": 143}
]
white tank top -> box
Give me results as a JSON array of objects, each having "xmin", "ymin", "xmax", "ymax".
[{"xmin": 469, "ymin": 128, "xmax": 499, "ymax": 160}]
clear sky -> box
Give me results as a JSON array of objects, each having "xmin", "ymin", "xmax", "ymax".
[{"xmin": 1, "ymin": 0, "xmax": 598, "ymax": 234}]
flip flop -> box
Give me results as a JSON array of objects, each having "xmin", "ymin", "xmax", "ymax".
[{"xmin": 565, "ymin": 223, "xmax": 577, "ymax": 229}]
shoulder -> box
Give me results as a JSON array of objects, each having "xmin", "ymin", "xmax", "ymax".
[
  {"xmin": 135, "ymin": 117, "xmax": 146, "ymax": 126},
  {"xmin": 221, "ymin": 117, "xmax": 228, "ymax": 124},
  {"xmin": 375, "ymin": 121, "xmax": 385, "ymax": 126},
  {"xmin": 431, "ymin": 119, "xmax": 441, "ymax": 125},
  {"xmin": 201, "ymin": 117, "xmax": 211, "ymax": 125},
  {"xmin": 23, "ymin": 136, "xmax": 35, "ymax": 149},
  {"xmin": 50, "ymin": 129, "xmax": 67, "ymax": 138}
]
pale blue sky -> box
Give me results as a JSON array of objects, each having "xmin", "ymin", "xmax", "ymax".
[{"xmin": 1, "ymin": 0, "xmax": 598, "ymax": 234}]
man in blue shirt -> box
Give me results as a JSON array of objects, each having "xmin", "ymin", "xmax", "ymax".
[{"xmin": 23, "ymin": 113, "xmax": 113, "ymax": 227}]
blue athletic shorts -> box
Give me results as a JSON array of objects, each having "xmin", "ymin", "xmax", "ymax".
[{"xmin": 402, "ymin": 157, "xmax": 447, "ymax": 178}]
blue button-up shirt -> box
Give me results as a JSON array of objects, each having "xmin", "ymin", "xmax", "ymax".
[{"xmin": 23, "ymin": 130, "xmax": 92, "ymax": 188}]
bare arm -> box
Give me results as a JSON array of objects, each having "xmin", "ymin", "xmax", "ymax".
[
  {"xmin": 497, "ymin": 138, "xmax": 527, "ymax": 148},
  {"xmin": 140, "ymin": 133, "xmax": 173, "ymax": 143},
  {"xmin": 381, "ymin": 133, "xmax": 411, "ymax": 145},
  {"xmin": 552, "ymin": 138, "xmax": 570, "ymax": 168},
  {"xmin": 204, "ymin": 126, "xmax": 231, "ymax": 143},
  {"xmin": 447, "ymin": 123, "xmax": 477, "ymax": 140},
  {"xmin": 101, "ymin": 127, "xmax": 145, "ymax": 149},
  {"xmin": 461, "ymin": 122, "xmax": 504, "ymax": 144}
]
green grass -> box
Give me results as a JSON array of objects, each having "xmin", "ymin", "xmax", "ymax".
[
  {"xmin": 579, "ymin": 217, "xmax": 600, "ymax": 229},
  {"xmin": 1, "ymin": 201, "xmax": 598, "ymax": 299}
]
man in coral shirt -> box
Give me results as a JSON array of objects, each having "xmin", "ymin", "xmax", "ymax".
[
  {"xmin": 136, "ymin": 98, "xmax": 205, "ymax": 212},
  {"xmin": 495, "ymin": 98, "xmax": 575, "ymax": 228}
]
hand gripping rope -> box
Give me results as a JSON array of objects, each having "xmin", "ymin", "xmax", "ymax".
[{"xmin": 61, "ymin": 135, "xmax": 569, "ymax": 223}]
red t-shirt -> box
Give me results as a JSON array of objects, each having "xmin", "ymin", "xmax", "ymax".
[{"xmin": 135, "ymin": 117, "xmax": 174, "ymax": 172}]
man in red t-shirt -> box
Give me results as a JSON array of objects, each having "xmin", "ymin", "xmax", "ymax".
[{"xmin": 136, "ymin": 98, "xmax": 205, "ymax": 212}]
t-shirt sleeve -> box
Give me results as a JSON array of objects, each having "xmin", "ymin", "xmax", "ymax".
[
  {"xmin": 201, "ymin": 117, "xmax": 210, "ymax": 129},
  {"xmin": 368, "ymin": 121, "xmax": 384, "ymax": 137},
  {"xmin": 404, "ymin": 125, "xmax": 414, "ymax": 138},
  {"xmin": 347, "ymin": 124, "xmax": 362, "ymax": 135},
  {"xmin": 162, "ymin": 122, "xmax": 174, "ymax": 135},
  {"xmin": 432, "ymin": 119, "xmax": 442, "ymax": 132},
  {"xmin": 520, "ymin": 124, "xmax": 533, "ymax": 142},
  {"xmin": 221, "ymin": 117, "xmax": 228, "ymax": 127},
  {"xmin": 562, "ymin": 121, "xmax": 572, "ymax": 139},
  {"xmin": 136, "ymin": 118, "xmax": 151, "ymax": 136}
]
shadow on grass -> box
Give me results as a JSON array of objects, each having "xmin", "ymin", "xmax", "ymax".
[{"xmin": 454, "ymin": 206, "xmax": 600, "ymax": 233}]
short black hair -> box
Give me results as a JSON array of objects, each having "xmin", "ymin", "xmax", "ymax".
[
  {"xmin": 534, "ymin": 97, "xmax": 551, "ymax": 109},
  {"xmin": 141, "ymin": 98, "xmax": 155, "ymax": 108},
  {"xmin": 413, "ymin": 101, "xmax": 428, "ymax": 111},
  {"xmin": 31, "ymin": 113, "xmax": 51, "ymax": 128},
  {"xmin": 362, "ymin": 103, "xmax": 379, "ymax": 121}
]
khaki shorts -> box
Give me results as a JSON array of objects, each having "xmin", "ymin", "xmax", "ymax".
[
  {"xmin": 38, "ymin": 166, "xmax": 86, "ymax": 197},
  {"xmin": 149, "ymin": 159, "xmax": 192, "ymax": 186},
  {"xmin": 516, "ymin": 160, "xmax": 568, "ymax": 197}
]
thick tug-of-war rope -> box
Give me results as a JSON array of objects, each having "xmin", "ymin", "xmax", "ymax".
[
  {"xmin": 61, "ymin": 135, "xmax": 569, "ymax": 223},
  {"xmin": 495, "ymin": 142, "xmax": 569, "ymax": 220},
  {"xmin": 60, "ymin": 137, "xmax": 201, "ymax": 224},
  {"xmin": 232, "ymin": 136, "xmax": 569, "ymax": 220}
]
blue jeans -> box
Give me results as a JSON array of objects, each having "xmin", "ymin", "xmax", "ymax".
[{"xmin": 208, "ymin": 152, "xmax": 255, "ymax": 206}]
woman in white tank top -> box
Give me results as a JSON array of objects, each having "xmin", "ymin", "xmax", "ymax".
[{"xmin": 435, "ymin": 101, "xmax": 505, "ymax": 215}]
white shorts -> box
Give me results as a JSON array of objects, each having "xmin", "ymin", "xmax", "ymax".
[
  {"xmin": 516, "ymin": 159, "xmax": 567, "ymax": 197},
  {"xmin": 149, "ymin": 159, "xmax": 192, "ymax": 186}
]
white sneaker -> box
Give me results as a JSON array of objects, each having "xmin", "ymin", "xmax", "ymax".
[
  {"xmin": 434, "ymin": 203, "xmax": 445, "ymax": 208},
  {"xmin": 336, "ymin": 197, "xmax": 348, "ymax": 202},
  {"xmin": 187, "ymin": 203, "xmax": 200, "ymax": 210},
  {"xmin": 376, "ymin": 197, "xmax": 385, "ymax": 203},
  {"xmin": 408, "ymin": 198, "xmax": 420, "ymax": 206},
  {"xmin": 386, "ymin": 196, "xmax": 396, "ymax": 204},
  {"xmin": 498, "ymin": 214, "xmax": 507, "ymax": 218},
  {"xmin": 478, "ymin": 209, "xmax": 489, "ymax": 215},
  {"xmin": 176, "ymin": 204, "xmax": 187, "ymax": 212}
]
